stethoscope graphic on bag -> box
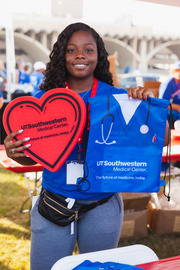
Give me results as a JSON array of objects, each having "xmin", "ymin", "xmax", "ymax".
[
  {"xmin": 95, "ymin": 96, "xmax": 116, "ymax": 145},
  {"xmin": 95, "ymin": 96, "xmax": 152, "ymax": 145}
]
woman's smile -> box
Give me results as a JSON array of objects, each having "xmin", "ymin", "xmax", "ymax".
[{"xmin": 72, "ymin": 63, "xmax": 88, "ymax": 69}]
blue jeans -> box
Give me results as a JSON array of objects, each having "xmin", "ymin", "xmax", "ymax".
[{"xmin": 30, "ymin": 193, "xmax": 124, "ymax": 270}]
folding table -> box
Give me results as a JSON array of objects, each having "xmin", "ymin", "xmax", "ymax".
[
  {"xmin": 51, "ymin": 244, "xmax": 159, "ymax": 270},
  {"xmin": 136, "ymin": 255, "xmax": 180, "ymax": 270},
  {"xmin": 162, "ymin": 130, "xmax": 180, "ymax": 163},
  {"xmin": 0, "ymin": 144, "xmax": 43, "ymax": 212}
]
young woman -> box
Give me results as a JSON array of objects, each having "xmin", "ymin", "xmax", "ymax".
[{"xmin": 4, "ymin": 22, "xmax": 167, "ymax": 270}]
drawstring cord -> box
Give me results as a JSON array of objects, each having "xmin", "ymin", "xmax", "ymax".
[{"xmin": 163, "ymin": 104, "xmax": 172, "ymax": 201}]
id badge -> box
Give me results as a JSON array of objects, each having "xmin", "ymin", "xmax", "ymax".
[{"xmin": 66, "ymin": 161, "xmax": 84, "ymax": 185}]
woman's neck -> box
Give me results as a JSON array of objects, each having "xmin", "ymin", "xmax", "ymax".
[{"xmin": 66, "ymin": 77, "xmax": 94, "ymax": 93}]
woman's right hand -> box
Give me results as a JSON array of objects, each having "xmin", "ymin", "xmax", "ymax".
[{"xmin": 4, "ymin": 130, "xmax": 36, "ymax": 165}]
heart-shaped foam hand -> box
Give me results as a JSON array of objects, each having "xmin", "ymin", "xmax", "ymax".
[{"xmin": 3, "ymin": 88, "xmax": 87, "ymax": 172}]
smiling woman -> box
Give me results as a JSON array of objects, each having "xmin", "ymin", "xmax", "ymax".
[{"xmin": 3, "ymin": 22, "xmax": 161, "ymax": 270}]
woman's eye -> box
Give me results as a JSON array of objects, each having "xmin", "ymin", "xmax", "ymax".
[
  {"xmin": 67, "ymin": 48, "xmax": 76, "ymax": 53},
  {"xmin": 85, "ymin": 48, "xmax": 94, "ymax": 53}
]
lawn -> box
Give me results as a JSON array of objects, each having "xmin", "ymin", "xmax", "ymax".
[
  {"xmin": 0, "ymin": 168, "xmax": 31, "ymax": 270},
  {"xmin": 0, "ymin": 167, "xmax": 179, "ymax": 270}
]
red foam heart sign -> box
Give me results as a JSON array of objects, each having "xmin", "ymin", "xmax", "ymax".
[{"xmin": 3, "ymin": 88, "xmax": 87, "ymax": 172}]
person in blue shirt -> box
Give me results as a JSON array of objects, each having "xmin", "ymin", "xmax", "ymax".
[
  {"xmin": 30, "ymin": 61, "xmax": 46, "ymax": 96},
  {"xmin": 4, "ymin": 22, "xmax": 169, "ymax": 270},
  {"xmin": 0, "ymin": 60, "xmax": 7, "ymax": 99},
  {"xmin": 0, "ymin": 90, "xmax": 3, "ymax": 109},
  {"xmin": 159, "ymin": 61, "xmax": 180, "ymax": 128},
  {"xmin": 15, "ymin": 58, "xmax": 31, "ymax": 85}
]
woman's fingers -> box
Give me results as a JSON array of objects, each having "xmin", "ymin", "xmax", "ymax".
[
  {"xmin": 4, "ymin": 129, "xmax": 31, "ymax": 158},
  {"xmin": 128, "ymin": 86, "xmax": 155, "ymax": 100},
  {"xmin": 128, "ymin": 87, "xmax": 140, "ymax": 99},
  {"xmin": 10, "ymin": 142, "xmax": 31, "ymax": 157}
]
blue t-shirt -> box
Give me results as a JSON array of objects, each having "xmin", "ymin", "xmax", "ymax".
[
  {"xmin": 160, "ymin": 77, "xmax": 180, "ymax": 105},
  {"xmin": 18, "ymin": 69, "xmax": 31, "ymax": 84},
  {"xmin": 160, "ymin": 77, "xmax": 180, "ymax": 121},
  {"xmin": 0, "ymin": 90, "xmax": 2, "ymax": 98},
  {"xmin": 30, "ymin": 71, "xmax": 44, "ymax": 96},
  {"xmin": 35, "ymin": 80, "xmax": 127, "ymax": 200}
]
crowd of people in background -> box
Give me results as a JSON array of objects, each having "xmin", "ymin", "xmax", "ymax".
[
  {"xmin": 0, "ymin": 60, "xmax": 7, "ymax": 108},
  {"xmin": 0, "ymin": 56, "xmax": 180, "ymax": 131},
  {"xmin": 15, "ymin": 57, "xmax": 46, "ymax": 97},
  {"xmin": 0, "ymin": 57, "xmax": 46, "ymax": 104}
]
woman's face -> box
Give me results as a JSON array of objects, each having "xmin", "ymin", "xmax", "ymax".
[
  {"xmin": 173, "ymin": 70, "xmax": 180, "ymax": 81},
  {"xmin": 65, "ymin": 30, "xmax": 98, "ymax": 80}
]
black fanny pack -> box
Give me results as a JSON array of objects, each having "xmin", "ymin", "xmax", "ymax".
[{"xmin": 38, "ymin": 188, "xmax": 111, "ymax": 227}]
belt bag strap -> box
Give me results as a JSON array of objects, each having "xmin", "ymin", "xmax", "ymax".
[
  {"xmin": 79, "ymin": 196, "xmax": 112, "ymax": 214},
  {"xmin": 38, "ymin": 188, "xmax": 112, "ymax": 227}
]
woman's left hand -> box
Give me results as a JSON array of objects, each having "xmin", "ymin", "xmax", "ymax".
[{"xmin": 128, "ymin": 86, "xmax": 155, "ymax": 100}]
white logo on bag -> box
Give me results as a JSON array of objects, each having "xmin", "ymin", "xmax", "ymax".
[{"xmin": 97, "ymin": 160, "xmax": 147, "ymax": 167}]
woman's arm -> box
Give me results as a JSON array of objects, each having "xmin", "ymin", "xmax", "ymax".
[
  {"xmin": 0, "ymin": 97, "xmax": 3, "ymax": 109},
  {"xmin": 4, "ymin": 130, "xmax": 37, "ymax": 166},
  {"xmin": 170, "ymin": 103, "xmax": 180, "ymax": 113},
  {"xmin": 164, "ymin": 121, "xmax": 170, "ymax": 146},
  {"xmin": 15, "ymin": 70, "xmax": 19, "ymax": 84}
]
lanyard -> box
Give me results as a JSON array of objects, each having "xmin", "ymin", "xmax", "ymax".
[{"xmin": 65, "ymin": 78, "xmax": 98, "ymax": 162}]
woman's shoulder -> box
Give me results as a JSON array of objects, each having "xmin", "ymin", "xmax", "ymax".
[
  {"xmin": 33, "ymin": 90, "xmax": 46, "ymax": 98},
  {"xmin": 97, "ymin": 80, "xmax": 127, "ymax": 95}
]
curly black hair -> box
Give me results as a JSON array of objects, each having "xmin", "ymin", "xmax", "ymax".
[{"xmin": 40, "ymin": 22, "xmax": 113, "ymax": 91}]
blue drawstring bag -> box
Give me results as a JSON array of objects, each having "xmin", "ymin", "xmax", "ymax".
[
  {"xmin": 72, "ymin": 260, "xmax": 143, "ymax": 269},
  {"xmin": 77, "ymin": 94, "xmax": 170, "ymax": 193}
]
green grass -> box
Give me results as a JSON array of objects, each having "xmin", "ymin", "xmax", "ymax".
[
  {"xmin": 0, "ymin": 168, "xmax": 31, "ymax": 270},
  {"xmin": 0, "ymin": 167, "xmax": 179, "ymax": 269},
  {"xmin": 118, "ymin": 232, "xmax": 180, "ymax": 260}
]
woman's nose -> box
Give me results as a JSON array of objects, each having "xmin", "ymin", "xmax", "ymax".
[{"xmin": 75, "ymin": 50, "xmax": 85, "ymax": 59}]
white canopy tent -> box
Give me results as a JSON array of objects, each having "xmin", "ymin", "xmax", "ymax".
[
  {"xmin": 0, "ymin": 3, "xmax": 16, "ymax": 101},
  {"xmin": 137, "ymin": 0, "xmax": 180, "ymax": 7},
  {"xmin": 0, "ymin": 0, "xmax": 179, "ymax": 102}
]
